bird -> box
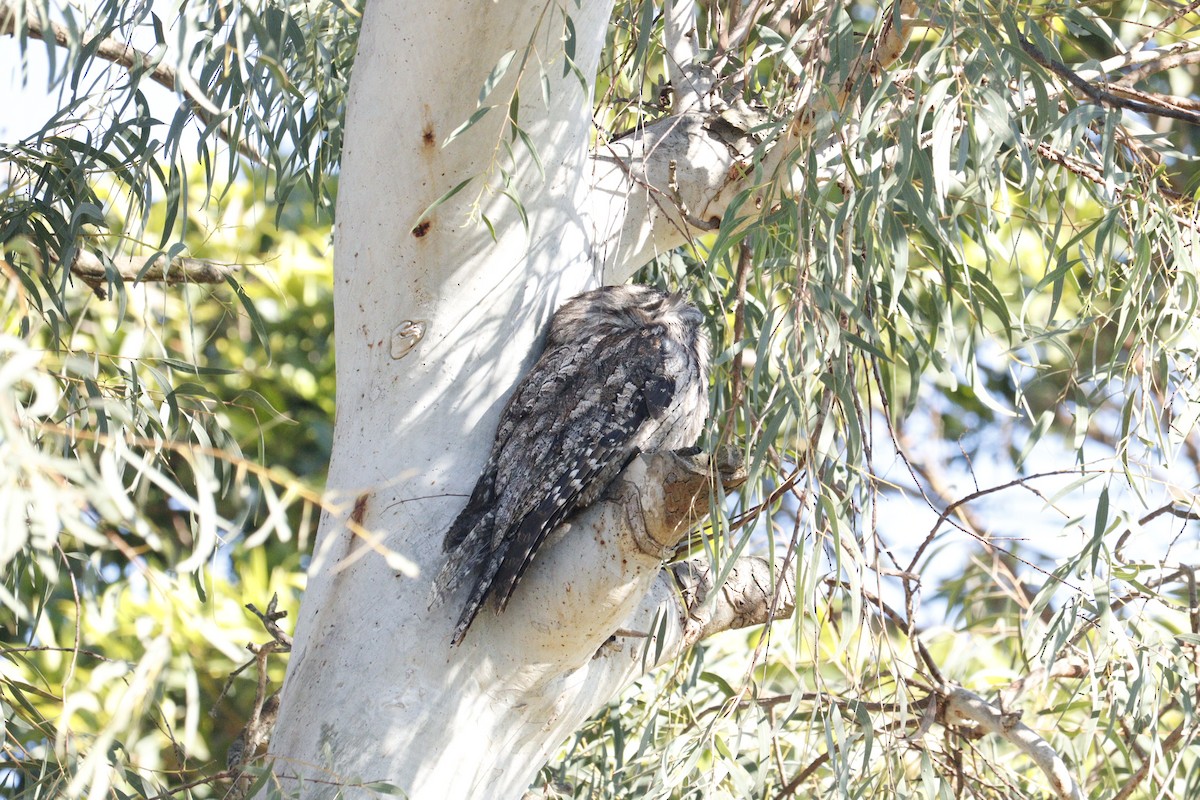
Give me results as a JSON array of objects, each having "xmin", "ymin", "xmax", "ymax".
[{"xmin": 432, "ymin": 284, "xmax": 710, "ymax": 645}]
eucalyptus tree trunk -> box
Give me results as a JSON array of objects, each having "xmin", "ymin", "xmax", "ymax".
[{"xmin": 264, "ymin": 1, "xmax": 793, "ymax": 797}]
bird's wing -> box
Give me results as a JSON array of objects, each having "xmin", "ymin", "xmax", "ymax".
[
  {"xmin": 486, "ymin": 326, "xmax": 673, "ymax": 612},
  {"xmin": 449, "ymin": 327, "xmax": 674, "ymax": 642}
]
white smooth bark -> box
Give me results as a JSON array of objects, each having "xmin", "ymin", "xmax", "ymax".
[
  {"xmin": 264, "ymin": 1, "xmax": 785, "ymax": 798},
  {"xmin": 942, "ymin": 687, "xmax": 1084, "ymax": 800}
]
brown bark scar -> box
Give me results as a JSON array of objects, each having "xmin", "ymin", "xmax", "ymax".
[{"xmin": 350, "ymin": 493, "xmax": 369, "ymax": 526}]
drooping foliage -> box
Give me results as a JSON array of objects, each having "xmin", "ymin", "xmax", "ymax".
[
  {"xmin": 2, "ymin": 173, "xmax": 334, "ymax": 794},
  {"xmin": 2, "ymin": 0, "xmax": 347, "ymax": 790},
  {"xmin": 570, "ymin": 2, "xmax": 1200, "ymax": 797}
]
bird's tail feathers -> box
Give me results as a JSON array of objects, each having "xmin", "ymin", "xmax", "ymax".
[
  {"xmin": 449, "ymin": 556, "xmax": 503, "ymax": 646},
  {"xmin": 429, "ymin": 511, "xmax": 493, "ymax": 611}
]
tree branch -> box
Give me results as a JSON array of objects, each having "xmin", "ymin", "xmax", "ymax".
[
  {"xmin": 224, "ymin": 595, "xmax": 290, "ymax": 799},
  {"xmin": 828, "ymin": 569, "xmax": 1088, "ymax": 800},
  {"xmin": 670, "ymin": 555, "xmax": 797, "ymax": 645},
  {"xmin": 0, "ymin": 0, "xmax": 264, "ymax": 163},
  {"xmin": 941, "ymin": 685, "xmax": 1085, "ymax": 800},
  {"xmin": 245, "ymin": 593, "xmax": 293, "ymax": 652},
  {"xmin": 588, "ymin": 109, "xmax": 771, "ymax": 282},
  {"xmin": 663, "ymin": 0, "xmax": 712, "ymax": 112},
  {"xmin": 1018, "ymin": 33, "xmax": 1200, "ymax": 125},
  {"xmin": 789, "ymin": 0, "xmax": 917, "ymax": 134},
  {"xmin": 1117, "ymin": 47, "xmax": 1200, "ymax": 86},
  {"xmin": 70, "ymin": 250, "xmax": 240, "ymax": 299},
  {"xmin": 588, "ymin": 0, "xmax": 922, "ymax": 284},
  {"xmin": 866, "ymin": 0, "xmax": 918, "ymax": 80}
]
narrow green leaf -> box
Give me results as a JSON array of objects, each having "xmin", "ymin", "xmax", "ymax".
[
  {"xmin": 442, "ymin": 106, "xmax": 493, "ymax": 148},
  {"xmin": 192, "ymin": 570, "xmax": 208, "ymax": 603},
  {"xmin": 412, "ymin": 177, "xmax": 474, "ymax": 229},
  {"xmin": 226, "ymin": 276, "xmax": 272, "ymax": 360},
  {"xmin": 1015, "ymin": 410, "xmax": 1054, "ymax": 469},
  {"xmin": 479, "ymin": 49, "xmax": 516, "ymax": 106},
  {"xmin": 514, "ymin": 125, "xmax": 544, "ymax": 182},
  {"xmin": 499, "ymin": 188, "xmax": 528, "ymax": 232},
  {"xmin": 630, "ymin": 0, "xmax": 654, "ymax": 74},
  {"xmin": 564, "ymin": 14, "xmax": 578, "ymax": 75},
  {"xmin": 149, "ymin": 358, "xmax": 237, "ymax": 376},
  {"xmin": 359, "ymin": 781, "xmax": 408, "ymax": 796}
]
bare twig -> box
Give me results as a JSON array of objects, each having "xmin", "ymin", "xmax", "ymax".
[
  {"xmin": 1112, "ymin": 501, "xmax": 1200, "ymax": 562},
  {"xmin": 224, "ymin": 594, "xmax": 291, "ymax": 799},
  {"xmin": 1018, "ymin": 34, "xmax": 1200, "ymax": 125},
  {"xmin": 1127, "ymin": 0, "xmax": 1200, "ymax": 52},
  {"xmin": 145, "ymin": 771, "xmax": 235, "ymax": 800},
  {"xmin": 887, "ymin": 429, "xmax": 1054, "ymax": 624},
  {"xmin": 904, "ymin": 470, "xmax": 1095, "ymax": 576},
  {"xmin": 0, "ymin": 644, "xmax": 109, "ymax": 660},
  {"xmin": 246, "ymin": 593, "xmax": 294, "ymax": 652}
]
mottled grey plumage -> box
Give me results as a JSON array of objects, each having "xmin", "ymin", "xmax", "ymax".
[{"xmin": 433, "ymin": 285, "xmax": 710, "ymax": 645}]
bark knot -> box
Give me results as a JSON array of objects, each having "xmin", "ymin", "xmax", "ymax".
[
  {"xmin": 670, "ymin": 555, "xmax": 796, "ymax": 645},
  {"xmin": 613, "ymin": 448, "xmax": 746, "ymax": 559}
]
